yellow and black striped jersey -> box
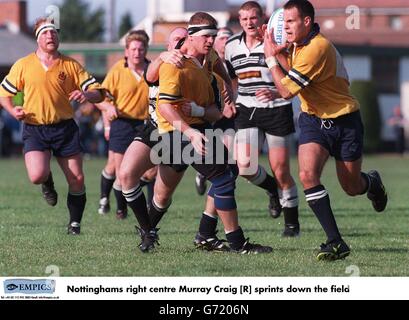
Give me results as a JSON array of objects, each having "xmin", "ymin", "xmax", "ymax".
[
  {"xmin": 281, "ymin": 33, "xmax": 359, "ymax": 119},
  {"xmin": 156, "ymin": 57, "xmax": 215, "ymax": 134},
  {"xmin": 102, "ymin": 58, "xmax": 149, "ymax": 120},
  {"xmin": 0, "ymin": 52, "xmax": 103, "ymax": 125}
]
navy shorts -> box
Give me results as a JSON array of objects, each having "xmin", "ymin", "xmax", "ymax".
[
  {"xmin": 109, "ymin": 118, "xmax": 144, "ymax": 154},
  {"xmin": 298, "ymin": 111, "xmax": 364, "ymax": 161},
  {"xmin": 22, "ymin": 119, "xmax": 82, "ymax": 157},
  {"xmin": 235, "ymin": 104, "xmax": 295, "ymax": 136}
]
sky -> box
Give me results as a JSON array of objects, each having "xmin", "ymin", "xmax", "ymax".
[{"xmin": 26, "ymin": 0, "xmax": 271, "ymax": 29}]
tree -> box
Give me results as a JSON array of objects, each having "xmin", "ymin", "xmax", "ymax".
[
  {"xmin": 59, "ymin": 0, "xmax": 105, "ymax": 42},
  {"xmin": 118, "ymin": 12, "xmax": 133, "ymax": 38},
  {"xmin": 350, "ymin": 80, "xmax": 382, "ymax": 153}
]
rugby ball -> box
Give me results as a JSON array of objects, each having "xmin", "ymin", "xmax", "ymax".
[{"xmin": 267, "ymin": 8, "xmax": 287, "ymax": 45}]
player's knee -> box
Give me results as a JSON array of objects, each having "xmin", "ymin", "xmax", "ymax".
[
  {"xmin": 67, "ymin": 173, "xmax": 84, "ymax": 190},
  {"xmin": 118, "ymin": 165, "xmax": 131, "ymax": 185},
  {"xmin": 154, "ymin": 191, "xmax": 171, "ymax": 206},
  {"xmin": 273, "ymin": 167, "xmax": 288, "ymax": 184},
  {"xmin": 29, "ymin": 172, "xmax": 48, "ymax": 185},
  {"xmin": 299, "ymin": 170, "xmax": 317, "ymax": 187},
  {"xmin": 210, "ymin": 173, "xmax": 237, "ymax": 210}
]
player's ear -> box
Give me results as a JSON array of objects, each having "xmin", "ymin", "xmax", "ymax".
[{"xmin": 304, "ymin": 16, "xmax": 312, "ymax": 28}]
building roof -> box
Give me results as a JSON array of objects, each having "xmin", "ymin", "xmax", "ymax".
[
  {"xmin": 0, "ymin": 27, "xmax": 35, "ymax": 65},
  {"xmin": 314, "ymin": 0, "xmax": 409, "ymax": 9}
]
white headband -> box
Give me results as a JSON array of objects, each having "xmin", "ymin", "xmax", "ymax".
[
  {"xmin": 35, "ymin": 23, "xmax": 57, "ymax": 39},
  {"xmin": 188, "ymin": 24, "xmax": 218, "ymax": 37},
  {"xmin": 216, "ymin": 30, "xmax": 233, "ymax": 39}
]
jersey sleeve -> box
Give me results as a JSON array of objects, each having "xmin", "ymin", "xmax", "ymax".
[
  {"xmin": 157, "ymin": 63, "xmax": 183, "ymax": 106},
  {"xmin": 71, "ymin": 60, "xmax": 104, "ymax": 93},
  {"xmin": 101, "ymin": 68, "xmax": 117, "ymax": 103},
  {"xmin": 0, "ymin": 60, "xmax": 24, "ymax": 97},
  {"xmin": 281, "ymin": 45, "xmax": 326, "ymax": 95}
]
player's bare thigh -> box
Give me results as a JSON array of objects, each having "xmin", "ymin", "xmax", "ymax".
[
  {"xmin": 24, "ymin": 150, "xmax": 52, "ymax": 184},
  {"xmin": 119, "ymin": 140, "xmax": 155, "ymax": 188}
]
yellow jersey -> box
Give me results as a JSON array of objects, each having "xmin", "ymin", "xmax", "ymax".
[
  {"xmin": 157, "ymin": 57, "xmax": 215, "ymax": 134},
  {"xmin": 0, "ymin": 52, "xmax": 103, "ymax": 125},
  {"xmin": 281, "ymin": 33, "xmax": 359, "ymax": 119},
  {"xmin": 102, "ymin": 59, "xmax": 149, "ymax": 120},
  {"xmin": 203, "ymin": 49, "xmax": 220, "ymax": 76}
]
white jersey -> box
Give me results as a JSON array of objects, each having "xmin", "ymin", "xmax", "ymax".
[
  {"xmin": 144, "ymin": 62, "xmax": 159, "ymax": 127},
  {"xmin": 225, "ymin": 32, "xmax": 291, "ymax": 109}
]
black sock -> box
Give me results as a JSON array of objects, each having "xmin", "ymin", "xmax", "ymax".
[
  {"xmin": 113, "ymin": 186, "xmax": 127, "ymax": 211},
  {"xmin": 67, "ymin": 191, "xmax": 86, "ymax": 224},
  {"xmin": 226, "ymin": 227, "xmax": 246, "ymax": 250},
  {"xmin": 100, "ymin": 170, "xmax": 115, "ymax": 199},
  {"xmin": 305, "ymin": 185, "xmax": 341, "ymax": 243},
  {"xmin": 146, "ymin": 179, "xmax": 155, "ymax": 206},
  {"xmin": 360, "ymin": 172, "xmax": 370, "ymax": 195},
  {"xmin": 283, "ymin": 206, "xmax": 299, "ymax": 225},
  {"xmin": 44, "ymin": 172, "xmax": 55, "ymax": 188},
  {"xmin": 149, "ymin": 198, "xmax": 171, "ymax": 228},
  {"xmin": 249, "ymin": 166, "xmax": 279, "ymax": 197},
  {"xmin": 198, "ymin": 213, "xmax": 218, "ymax": 238},
  {"xmin": 123, "ymin": 185, "xmax": 151, "ymax": 231}
]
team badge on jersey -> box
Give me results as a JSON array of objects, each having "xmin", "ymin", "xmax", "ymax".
[{"xmin": 58, "ymin": 71, "xmax": 67, "ymax": 82}]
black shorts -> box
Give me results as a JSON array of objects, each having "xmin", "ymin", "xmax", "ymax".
[
  {"xmin": 213, "ymin": 116, "xmax": 236, "ymax": 131},
  {"xmin": 109, "ymin": 118, "xmax": 144, "ymax": 153},
  {"xmin": 235, "ymin": 104, "xmax": 295, "ymax": 136},
  {"xmin": 298, "ymin": 111, "xmax": 364, "ymax": 161},
  {"xmin": 22, "ymin": 119, "xmax": 82, "ymax": 157},
  {"xmin": 133, "ymin": 121, "xmax": 159, "ymax": 150},
  {"xmin": 133, "ymin": 121, "xmax": 189, "ymax": 173},
  {"xmin": 157, "ymin": 123, "xmax": 230, "ymax": 178}
]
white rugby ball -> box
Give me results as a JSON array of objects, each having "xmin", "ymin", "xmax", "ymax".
[{"xmin": 267, "ymin": 8, "xmax": 287, "ymax": 45}]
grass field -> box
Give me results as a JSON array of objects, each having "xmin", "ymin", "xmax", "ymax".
[{"xmin": 0, "ymin": 155, "xmax": 408, "ymax": 277}]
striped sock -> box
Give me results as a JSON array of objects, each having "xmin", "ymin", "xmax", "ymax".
[
  {"xmin": 304, "ymin": 185, "xmax": 341, "ymax": 243},
  {"xmin": 123, "ymin": 185, "xmax": 151, "ymax": 231}
]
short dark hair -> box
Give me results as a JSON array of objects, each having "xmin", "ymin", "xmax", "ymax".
[
  {"xmin": 239, "ymin": 1, "xmax": 263, "ymax": 17},
  {"xmin": 284, "ymin": 0, "xmax": 315, "ymax": 23},
  {"xmin": 189, "ymin": 12, "xmax": 218, "ymax": 27}
]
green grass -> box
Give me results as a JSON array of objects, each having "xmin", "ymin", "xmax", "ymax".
[{"xmin": 0, "ymin": 155, "xmax": 408, "ymax": 276}]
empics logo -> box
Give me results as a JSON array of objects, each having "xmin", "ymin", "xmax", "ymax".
[{"xmin": 3, "ymin": 279, "xmax": 56, "ymax": 294}]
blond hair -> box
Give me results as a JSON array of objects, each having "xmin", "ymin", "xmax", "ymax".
[
  {"xmin": 34, "ymin": 17, "xmax": 54, "ymax": 34},
  {"xmin": 126, "ymin": 30, "xmax": 149, "ymax": 49}
]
